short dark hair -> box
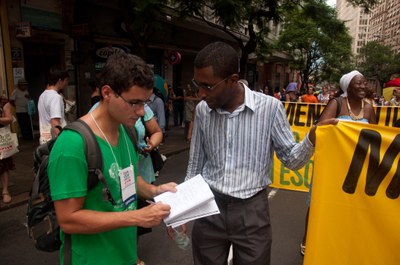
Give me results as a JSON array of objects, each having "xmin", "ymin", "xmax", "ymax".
[
  {"xmin": 98, "ymin": 53, "xmax": 154, "ymax": 96},
  {"xmin": 47, "ymin": 67, "xmax": 70, "ymax": 86},
  {"xmin": 194, "ymin": 42, "xmax": 239, "ymax": 79}
]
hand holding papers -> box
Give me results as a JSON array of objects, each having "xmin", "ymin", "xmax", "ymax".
[{"xmin": 154, "ymin": 174, "xmax": 220, "ymax": 228}]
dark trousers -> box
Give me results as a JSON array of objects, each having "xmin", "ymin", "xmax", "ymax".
[
  {"xmin": 165, "ymin": 107, "xmax": 170, "ymax": 130},
  {"xmin": 184, "ymin": 121, "xmax": 191, "ymax": 141},
  {"xmin": 192, "ymin": 189, "xmax": 272, "ymax": 265},
  {"xmin": 173, "ymin": 102, "xmax": 184, "ymax": 126},
  {"xmin": 16, "ymin": 112, "xmax": 33, "ymax": 139}
]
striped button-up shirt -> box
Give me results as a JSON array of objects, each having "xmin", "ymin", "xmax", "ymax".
[{"xmin": 186, "ymin": 86, "xmax": 314, "ymax": 199}]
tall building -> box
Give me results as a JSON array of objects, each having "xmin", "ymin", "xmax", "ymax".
[
  {"xmin": 368, "ymin": 0, "xmax": 400, "ymax": 54},
  {"xmin": 337, "ymin": 0, "xmax": 400, "ymax": 55},
  {"xmin": 336, "ymin": 0, "xmax": 369, "ymax": 55}
]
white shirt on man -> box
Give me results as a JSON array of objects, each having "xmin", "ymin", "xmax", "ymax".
[{"xmin": 38, "ymin": 90, "xmax": 66, "ymax": 144}]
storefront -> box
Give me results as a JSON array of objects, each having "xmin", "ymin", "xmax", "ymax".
[
  {"xmin": 3, "ymin": 0, "xmax": 73, "ymax": 126},
  {"xmin": 5, "ymin": 0, "xmax": 280, "ymax": 118}
]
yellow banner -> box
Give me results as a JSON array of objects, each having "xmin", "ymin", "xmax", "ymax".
[
  {"xmin": 304, "ymin": 121, "xmax": 400, "ymax": 265},
  {"xmin": 270, "ymin": 103, "xmax": 399, "ymax": 192}
]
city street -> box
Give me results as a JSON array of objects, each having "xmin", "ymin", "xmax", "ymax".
[
  {"xmin": 0, "ymin": 1, "xmax": 397, "ymax": 264},
  {"xmin": 0, "ymin": 150, "xmax": 308, "ymax": 265}
]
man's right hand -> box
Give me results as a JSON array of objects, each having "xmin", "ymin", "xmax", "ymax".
[
  {"xmin": 135, "ymin": 202, "xmax": 171, "ymax": 228},
  {"xmin": 308, "ymin": 118, "xmax": 339, "ymax": 146}
]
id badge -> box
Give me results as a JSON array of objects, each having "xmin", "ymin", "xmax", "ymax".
[{"xmin": 119, "ymin": 165, "xmax": 136, "ymax": 206}]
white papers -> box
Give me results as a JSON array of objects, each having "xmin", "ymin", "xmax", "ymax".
[{"xmin": 154, "ymin": 174, "xmax": 220, "ymax": 228}]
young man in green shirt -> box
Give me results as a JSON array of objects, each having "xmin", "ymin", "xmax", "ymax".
[{"xmin": 48, "ymin": 53, "xmax": 177, "ymax": 265}]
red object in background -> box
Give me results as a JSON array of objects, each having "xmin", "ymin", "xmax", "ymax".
[
  {"xmin": 168, "ymin": 51, "xmax": 181, "ymax": 65},
  {"xmin": 384, "ymin": 78, "xmax": 400, "ymax": 88}
]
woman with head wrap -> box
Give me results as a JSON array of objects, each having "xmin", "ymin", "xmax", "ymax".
[
  {"xmin": 300, "ymin": 70, "xmax": 377, "ymax": 256},
  {"xmin": 318, "ymin": 70, "xmax": 376, "ymax": 123}
]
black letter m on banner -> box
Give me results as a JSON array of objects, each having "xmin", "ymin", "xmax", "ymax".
[{"xmin": 342, "ymin": 129, "xmax": 400, "ymax": 199}]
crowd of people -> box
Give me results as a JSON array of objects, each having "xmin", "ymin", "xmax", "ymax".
[
  {"xmin": 1, "ymin": 40, "xmax": 399, "ymax": 265},
  {"xmin": 259, "ymin": 79, "xmax": 400, "ymax": 108},
  {"xmin": 260, "ymin": 82, "xmax": 336, "ymax": 105}
]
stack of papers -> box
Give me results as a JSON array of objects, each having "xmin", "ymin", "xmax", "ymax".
[{"xmin": 154, "ymin": 174, "xmax": 220, "ymax": 228}]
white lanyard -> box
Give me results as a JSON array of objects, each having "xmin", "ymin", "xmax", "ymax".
[
  {"xmin": 90, "ymin": 113, "xmax": 136, "ymax": 206},
  {"xmin": 90, "ymin": 113, "xmax": 132, "ymax": 168}
]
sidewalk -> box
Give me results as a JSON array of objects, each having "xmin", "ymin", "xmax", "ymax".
[{"xmin": 0, "ymin": 124, "xmax": 190, "ymax": 212}]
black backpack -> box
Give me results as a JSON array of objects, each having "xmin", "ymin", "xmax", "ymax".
[{"xmin": 26, "ymin": 120, "xmax": 138, "ymax": 258}]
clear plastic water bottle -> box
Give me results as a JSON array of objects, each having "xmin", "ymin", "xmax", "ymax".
[{"xmin": 173, "ymin": 228, "xmax": 191, "ymax": 250}]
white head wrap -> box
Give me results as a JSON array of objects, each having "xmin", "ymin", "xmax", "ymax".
[{"xmin": 339, "ymin": 70, "xmax": 363, "ymax": 97}]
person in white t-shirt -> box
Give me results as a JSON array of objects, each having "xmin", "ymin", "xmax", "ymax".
[
  {"xmin": 317, "ymin": 86, "xmax": 330, "ymax": 104},
  {"xmin": 38, "ymin": 67, "xmax": 69, "ymax": 144},
  {"xmin": 10, "ymin": 78, "xmax": 33, "ymax": 139}
]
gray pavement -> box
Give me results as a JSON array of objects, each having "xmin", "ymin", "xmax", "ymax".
[{"xmin": 0, "ymin": 124, "xmax": 189, "ymax": 212}]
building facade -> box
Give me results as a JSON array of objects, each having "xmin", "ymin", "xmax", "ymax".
[
  {"xmin": 337, "ymin": 0, "xmax": 400, "ymax": 55},
  {"xmin": 1, "ymin": 0, "xmax": 293, "ymax": 122},
  {"xmin": 336, "ymin": 0, "xmax": 369, "ymax": 55},
  {"xmin": 367, "ymin": 0, "xmax": 400, "ymax": 54}
]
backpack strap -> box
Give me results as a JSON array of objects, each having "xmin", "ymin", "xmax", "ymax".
[
  {"xmin": 64, "ymin": 234, "xmax": 72, "ymax": 265},
  {"xmin": 64, "ymin": 120, "xmax": 102, "ymax": 189},
  {"xmin": 123, "ymin": 124, "xmax": 139, "ymax": 153},
  {"xmin": 63, "ymin": 120, "xmax": 115, "ymax": 205},
  {"xmin": 30, "ymin": 139, "xmax": 56, "ymax": 200}
]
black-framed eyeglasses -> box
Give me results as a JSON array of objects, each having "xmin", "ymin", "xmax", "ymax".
[
  {"xmin": 191, "ymin": 77, "xmax": 228, "ymax": 91},
  {"xmin": 117, "ymin": 93, "xmax": 151, "ymax": 108}
]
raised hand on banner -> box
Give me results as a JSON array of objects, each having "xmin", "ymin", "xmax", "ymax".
[{"xmin": 308, "ymin": 118, "xmax": 339, "ymax": 146}]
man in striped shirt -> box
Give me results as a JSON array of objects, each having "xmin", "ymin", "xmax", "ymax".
[{"xmin": 186, "ymin": 42, "xmax": 325, "ymax": 265}]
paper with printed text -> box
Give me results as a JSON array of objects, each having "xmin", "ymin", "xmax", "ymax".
[{"xmin": 154, "ymin": 174, "xmax": 220, "ymax": 227}]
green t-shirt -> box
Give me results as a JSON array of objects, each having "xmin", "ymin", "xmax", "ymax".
[{"xmin": 48, "ymin": 125, "xmax": 139, "ymax": 265}]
